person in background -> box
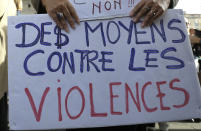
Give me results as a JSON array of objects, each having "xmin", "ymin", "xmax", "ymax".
[
  {"xmin": 193, "ymin": 29, "xmax": 201, "ymax": 38},
  {"xmin": 31, "ymin": 0, "xmax": 179, "ymax": 130},
  {"xmin": 190, "ymin": 28, "xmax": 201, "ymax": 45},
  {"xmin": 0, "ymin": 0, "xmax": 22, "ymax": 130},
  {"xmin": 189, "ymin": 28, "xmax": 201, "ymax": 58}
]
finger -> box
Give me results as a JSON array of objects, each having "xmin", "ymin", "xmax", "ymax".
[
  {"xmin": 52, "ymin": 10, "xmax": 69, "ymax": 33},
  {"xmin": 132, "ymin": 1, "xmax": 154, "ymax": 23},
  {"xmin": 129, "ymin": 0, "xmax": 146, "ymax": 17},
  {"xmin": 49, "ymin": 11, "xmax": 64, "ymax": 29},
  {"xmin": 148, "ymin": 9, "xmax": 164, "ymax": 26},
  {"xmin": 62, "ymin": 5, "xmax": 75, "ymax": 29},
  {"xmin": 66, "ymin": 2, "xmax": 80, "ymax": 24},
  {"xmin": 143, "ymin": 11, "xmax": 162, "ymax": 28},
  {"xmin": 141, "ymin": 5, "xmax": 163, "ymax": 27},
  {"xmin": 56, "ymin": 6, "xmax": 71, "ymax": 32},
  {"xmin": 59, "ymin": 14, "xmax": 70, "ymax": 32}
]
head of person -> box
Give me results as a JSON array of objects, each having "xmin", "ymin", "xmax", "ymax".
[{"xmin": 190, "ymin": 28, "xmax": 195, "ymax": 35}]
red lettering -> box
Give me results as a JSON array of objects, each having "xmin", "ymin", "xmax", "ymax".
[
  {"xmin": 125, "ymin": 83, "xmax": 141, "ymax": 113},
  {"xmin": 65, "ymin": 86, "xmax": 85, "ymax": 120},
  {"xmin": 114, "ymin": 0, "xmax": 121, "ymax": 9},
  {"xmin": 57, "ymin": 87, "xmax": 62, "ymax": 121},
  {"xmin": 170, "ymin": 78, "xmax": 190, "ymax": 108},
  {"xmin": 128, "ymin": 0, "xmax": 134, "ymax": 7},
  {"xmin": 156, "ymin": 81, "xmax": 171, "ymax": 110},
  {"xmin": 89, "ymin": 83, "xmax": 108, "ymax": 117},
  {"xmin": 92, "ymin": 2, "xmax": 101, "ymax": 14},
  {"xmin": 25, "ymin": 87, "xmax": 50, "ymax": 122},
  {"xmin": 141, "ymin": 82, "xmax": 158, "ymax": 112},
  {"xmin": 109, "ymin": 82, "xmax": 122, "ymax": 115},
  {"xmin": 104, "ymin": 1, "xmax": 111, "ymax": 10}
]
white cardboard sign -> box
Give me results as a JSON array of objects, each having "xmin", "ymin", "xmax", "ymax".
[{"xmin": 8, "ymin": 10, "xmax": 201, "ymax": 130}]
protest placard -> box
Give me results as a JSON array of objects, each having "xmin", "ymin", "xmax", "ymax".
[
  {"xmin": 8, "ymin": 9, "xmax": 201, "ymax": 130},
  {"xmin": 71, "ymin": 0, "xmax": 140, "ymax": 20}
]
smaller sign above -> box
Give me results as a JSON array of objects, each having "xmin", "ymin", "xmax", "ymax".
[{"xmin": 71, "ymin": 0, "xmax": 140, "ymax": 20}]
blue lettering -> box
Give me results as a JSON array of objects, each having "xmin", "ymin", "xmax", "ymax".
[
  {"xmin": 47, "ymin": 52, "xmax": 62, "ymax": 72},
  {"xmin": 118, "ymin": 20, "xmax": 134, "ymax": 44},
  {"xmin": 106, "ymin": 21, "xmax": 120, "ymax": 44},
  {"xmin": 74, "ymin": 50, "xmax": 100, "ymax": 73},
  {"xmin": 24, "ymin": 50, "xmax": 45, "ymax": 76},
  {"xmin": 129, "ymin": 48, "xmax": 145, "ymax": 71},
  {"xmin": 150, "ymin": 19, "xmax": 166, "ymax": 43},
  {"xmin": 86, "ymin": 50, "xmax": 100, "ymax": 72},
  {"xmin": 74, "ymin": 50, "xmax": 88, "ymax": 73},
  {"xmin": 40, "ymin": 22, "xmax": 52, "ymax": 46},
  {"xmin": 144, "ymin": 50, "xmax": 159, "ymax": 67},
  {"xmin": 62, "ymin": 52, "xmax": 75, "ymax": 74},
  {"xmin": 168, "ymin": 19, "xmax": 186, "ymax": 43},
  {"xmin": 85, "ymin": 22, "xmax": 106, "ymax": 47},
  {"xmin": 98, "ymin": 51, "xmax": 115, "ymax": 71},
  {"xmin": 54, "ymin": 26, "xmax": 69, "ymax": 49},
  {"xmin": 15, "ymin": 22, "xmax": 40, "ymax": 48},
  {"xmin": 161, "ymin": 47, "xmax": 185, "ymax": 69},
  {"xmin": 134, "ymin": 22, "xmax": 151, "ymax": 44}
]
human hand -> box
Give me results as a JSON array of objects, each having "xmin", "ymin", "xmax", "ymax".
[
  {"xmin": 130, "ymin": 0, "xmax": 170, "ymax": 28},
  {"xmin": 190, "ymin": 35, "xmax": 201, "ymax": 44},
  {"xmin": 42, "ymin": 0, "xmax": 80, "ymax": 32}
]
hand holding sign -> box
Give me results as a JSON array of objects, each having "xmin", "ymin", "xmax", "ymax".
[
  {"xmin": 8, "ymin": 9, "xmax": 201, "ymax": 130},
  {"xmin": 130, "ymin": 0, "xmax": 170, "ymax": 28},
  {"xmin": 42, "ymin": 0, "xmax": 80, "ymax": 32}
]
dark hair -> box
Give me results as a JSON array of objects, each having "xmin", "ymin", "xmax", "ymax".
[
  {"xmin": 195, "ymin": 29, "xmax": 201, "ymax": 38},
  {"xmin": 193, "ymin": 44, "xmax": 201, "ymax": 56}
]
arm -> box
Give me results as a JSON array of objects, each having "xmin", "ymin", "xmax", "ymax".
[
  {"xmin": 0, "ymin": 25, "xmax": 7, "ymax": 100},
  {"xmin": 0, "ymin": 0, "xmax": 17, "ymax": 99},
  {"xmin": 41, "ymin": 0, "xmax": 80, "ymax": 32},
  {"xmin": 0, "ymin": 27, "xmax": 6, "ymax": 67},
  {"xmin": 130, "ymin": 0, "xmax": 179, "ymax": 28}
]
